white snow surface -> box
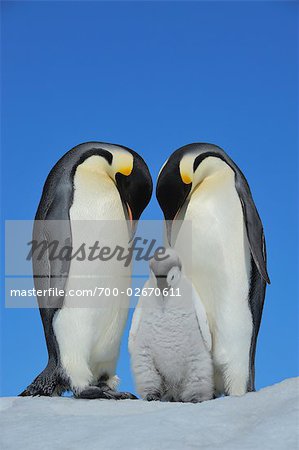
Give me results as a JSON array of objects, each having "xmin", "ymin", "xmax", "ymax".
[{"xmin": 1, "ymin": 378, "xmax": 298, "ymax": 450}]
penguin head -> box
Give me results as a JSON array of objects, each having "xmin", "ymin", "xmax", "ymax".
[
  {"xmin": 74, "ymin": 144, "xmax": 152, "ymax": 239},
  {"xmin": 150, "ymin": 248, "xmax": 182, "ymax": 293},
  {"xmin": 67, "ymin": 143, "xmax": 152, "ymax": 239},
  {"xmin": 111, "ymin": 147, "xmax": 153, "ymax": 238},
  {"xmin": 156, "ymin": 143, "xmax": 225, "ymax": 244}
]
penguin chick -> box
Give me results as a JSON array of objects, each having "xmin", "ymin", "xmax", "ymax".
[{"xmin": 129, "ymin": 249, "xmax": 214, "ymax": 403}]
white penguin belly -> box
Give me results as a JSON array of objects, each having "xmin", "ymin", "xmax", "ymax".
[
  {"xmin": 53, "ymin": 159, "xmax": 131, "ymax": 391},
  {"xmin": 174, "ymin": 160, "xmax": 253, "ymax": 395}
]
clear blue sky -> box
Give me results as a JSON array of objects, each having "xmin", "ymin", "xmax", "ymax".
[{"xmin": 1, "ymin": 1, "xmax": 298, "ymax": 396}]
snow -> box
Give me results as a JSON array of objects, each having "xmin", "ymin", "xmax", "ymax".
[{"xmin": 1, "ymin": 378, "xmax": 298, "ymax": 450}]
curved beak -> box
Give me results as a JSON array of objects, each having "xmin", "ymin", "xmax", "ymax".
[
  {"xmin": 164, "ymin": 187, "xmax": 191, "ymax": 246},
  {"xmin": 166, "ymin": 220, "xmax": 172, "ymax": 246},
  {"xmin": 125, "ymin": 202, "xmax": 138, "ymax": 242},
  {"xmin": 156, "ymin": 275, "xmax": 168, "ymax": 293},
  {"xmin": 115, "ymin": 157, "xmax": 153, "ymax": 243}
]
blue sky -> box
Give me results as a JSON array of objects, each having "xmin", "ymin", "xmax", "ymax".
[{"xmin": 1, "ymin": 1, "xmax": 298, "ymax": 396}]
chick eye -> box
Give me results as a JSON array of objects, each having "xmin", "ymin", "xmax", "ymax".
[{"xmin": 167, "ymin": 266, "xmax": 180, "ymax": 285}]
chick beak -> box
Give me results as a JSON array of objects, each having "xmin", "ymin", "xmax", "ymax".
[{"xmin": 156, "ymin": 275, "xmax": 168, "ymax": 293}]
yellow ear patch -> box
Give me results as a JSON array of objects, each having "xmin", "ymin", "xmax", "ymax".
[
  {"xmin": 179, "ymin": 154, "xmax": 194, "ymax": 185},
  {"xmin": 112, "ymin": 150, "xmax": 134, "ymax": 177},
  {"xmin": 119, "ymin": 166, "xmax": 133, "ymax": 176},
  {"xmin": 181, "ymin": 172, "xmax": 192, "ymax": 184}
]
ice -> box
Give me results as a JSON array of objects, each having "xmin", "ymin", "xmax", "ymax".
[{"xmin": 1, "ymin": 378, "xmax": 298, "ymax": 450}]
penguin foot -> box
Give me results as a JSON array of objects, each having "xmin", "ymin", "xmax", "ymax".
[
  {"xmin": 144, "ymin": 393, "xmax": 161, "ymax": 402},
  {"xmin": 19, "ymin": 368, "xmax": 59, "ymax": 397},
  {"xmin": 77, "ymin": 386, "xmax": 137, "ymax": 400},
  {"xmin": 97, "ymin": 378, "xmax": 137, "ymax": 399},
  {"xmin": 111, "ymin": 391, "xmax": 138, "ymax": 400},
  {"xmin": 76, "ymin": 386, "xmax": 110, "ymax": 399}
]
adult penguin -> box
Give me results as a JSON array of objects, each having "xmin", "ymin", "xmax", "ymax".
[
  {"xmin": 156, "ymin": 143, "xmax": 270, "ymax": 396},
  {"xmin": 20, "ymin": 142, "xmax": 152, "ymax": 399}
]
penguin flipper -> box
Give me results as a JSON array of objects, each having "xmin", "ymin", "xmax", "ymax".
[
  {"xmin": 246, "ymin": 260, "xmax": 267, "ymax": 392},
  {"xmin": 192, "ymin": 284, "xmax": 212, "ymax": 352},
  {"xmin": 233, "ymin": 169, "xmax": 270, "ymax": 285},
  {"xmin": 128, "ymin": 281, "xmax": 151, "ymax": 353}
]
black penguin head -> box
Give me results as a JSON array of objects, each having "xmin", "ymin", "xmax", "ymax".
[
  {"xmin": 156, "ymin": 143, "xmax": 229, "ymax": 244},
  {"xmin": 156, "ymin": 146, "xmax": 195, "ymax": 244},
  {"xmin": 112, "ymin": 147, "xmax": 153, "ymax": 238}
]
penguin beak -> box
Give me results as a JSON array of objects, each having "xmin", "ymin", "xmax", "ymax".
[
  {"xmin": 126, "ymin": 203, "xmax": 133, "ymax": 222},
  {"xmin": 115, "ymin": 159, "xmax": 153, "ymax": 242},
  {"xmin": 165, "ymin": 202, "xmax": 189, "ymax": 246},
  {"xmin": 125, "ymin": 203, "xmax": 138, "ymax": 242},
  {"xmin": 156, "ymin": 275, "xmax": 168, "ymax": 293},
  {"xmin": 166, "ymin": 221, "xmax": 172, "ymax": 246}
]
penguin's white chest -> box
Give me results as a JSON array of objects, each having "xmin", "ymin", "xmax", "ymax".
[{"xmin": 53, "ymin": 162, "xmax": 131, "ymax": 387}]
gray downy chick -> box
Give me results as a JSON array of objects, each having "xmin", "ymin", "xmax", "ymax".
[{"xmin": 129, "ymin": 248, "xmax": 214, "ymax": 402}]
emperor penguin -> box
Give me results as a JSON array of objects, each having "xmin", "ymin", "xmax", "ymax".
[
  {"xmin": 129, "ymin": 249, "xmax": 214, "ymax": 402},
  {"xmin": 156, "ymin": 143, "xmax": 270, "ymax": 396},
  {"xmin": 20, "ymin": 141, "xmax": 152, "ymax": 399}
]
